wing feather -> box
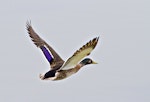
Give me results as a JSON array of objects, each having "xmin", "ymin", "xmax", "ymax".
[
  {"xmin": 60, "ymin": 37, "xmax": 99, "ymax": 70},
  {"xmin": 26, "ymin": 21, "xmax": 64, "ymax": 69}
]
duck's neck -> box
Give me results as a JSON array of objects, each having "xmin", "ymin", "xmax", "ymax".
[
  {"xmin": 76, "ymin": 62, "xmax": 86, "ymax": 69},
  {"xmin": 74, "ymin": 63, "xmax": 85, "ymax": 71},
  {"xmin": 79, "ymin": 61, "xmax": 87, "ymax": 67}
]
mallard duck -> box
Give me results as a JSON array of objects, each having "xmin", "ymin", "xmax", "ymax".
[{"xmin": 26, "ymin": 21, "xmax": 99, "ymax": 81}]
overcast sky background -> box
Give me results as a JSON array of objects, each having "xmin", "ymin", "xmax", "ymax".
[{"xmin": 0, "ymin": 0, "xmax": 149, "ymax": 102}]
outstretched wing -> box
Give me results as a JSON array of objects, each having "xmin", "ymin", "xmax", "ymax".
[
  {"xmin": 60, "ymin": 37, "xmax": 99, "ymax": 70},
  {"xmin": 26, "ymin": 21, "xmax": 64, "ymax": 69}
]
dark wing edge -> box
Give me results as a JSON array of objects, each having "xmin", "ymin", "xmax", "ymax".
[
  {"xmin": 72, "ymin": 37, "xmax": 99, "ymax": 57},
  {"xmin": 60, "ymin": 37, "xmax": 99, "ymax": 70},
  {"xmin": 26, "ymin": 21, "xmax": 64, "ymax": 68}
]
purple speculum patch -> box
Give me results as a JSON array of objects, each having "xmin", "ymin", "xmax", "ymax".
[{"xmin": 40, "ymin": 46, "xmax": 53, "ymax": 62}]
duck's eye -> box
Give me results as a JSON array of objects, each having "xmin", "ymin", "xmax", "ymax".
[{"xmin": 88, "ymin": 60, "xmax": 92, "ymax": 64}]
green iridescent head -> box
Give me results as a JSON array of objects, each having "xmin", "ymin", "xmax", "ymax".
[{"xmin": 80, "ymin": 58, "xmax": 97, "ymax": 65}]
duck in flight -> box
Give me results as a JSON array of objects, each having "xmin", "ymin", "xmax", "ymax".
[{"xmin": 26, "ymin": 21, "xmax": 99, "ymax": 81}]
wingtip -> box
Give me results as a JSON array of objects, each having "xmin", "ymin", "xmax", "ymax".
[
  {"xmin": 26, "ymin": 20, "xmax": 32, "ymax": 28},
  {"xmin": 27, "ymin": 20, "xmax": 31, "ymax": 24},
  {"xmin": 97, "ymin": 36, "xmax": 100, "ymax": 40},
  {"xmin": 93, "ymin": 36, "xmax": 99, "ymax": 42},
  {"xmin": 95, "ymin": 36, "xmax": 100, "ymax": 41},
  {"xmin": 92, "ymin": 36, "xmax": 99, "ymax": 41}
]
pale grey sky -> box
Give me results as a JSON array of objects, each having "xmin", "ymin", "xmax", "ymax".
[{"xmin": 0, "ymin": 0, "xmax": 150, "ymax": 102}]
